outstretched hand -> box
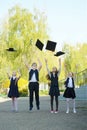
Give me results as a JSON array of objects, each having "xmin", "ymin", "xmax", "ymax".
[
  {"xmin": 37, "ymin": 58, "xmax": 42, "ymax": 71},
  {"xmin": 45, "ymin": 58, "xmax": 47, "ymax": 64},
  {"xmin": 59, "ymin": 58, "xmax": 61, "ymax": 63}
]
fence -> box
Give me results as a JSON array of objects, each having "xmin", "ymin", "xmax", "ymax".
[{"xmin": 76, "ymin": 68, "xmax": 87, "ymax": 86}]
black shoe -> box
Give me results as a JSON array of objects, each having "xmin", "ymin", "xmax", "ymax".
[
  {"xmin": 29, "ymin": 104, "xmax": 33, "ymax": 110},
  {"xmin": 37, "ymin": 106, "xmax": 40, "ymax": 110},
  {"xmin": 29, "ymin": 106, "xmax": 33, "ymax": 111}
]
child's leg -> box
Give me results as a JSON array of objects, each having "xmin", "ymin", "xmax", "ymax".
[
  {"xmin": 29, "ymin": 83, "xmax": 34, "ymax": 110},
  {"xmin": 11, "ymin": 97, "xmax": 15, "ymax": 111},
  {"xmin": 50, "ymin": 95, "xmax": 54, "ymax": 111},
  {"xmin": 55, "ymin": 96, "xmax": 58, "ymax": 111},
  {"xmin": 14, "ymin": 97, "xmax": 18, "ymax": 111},
  {"xmin": 35, "ymin": 83, "xmax": 40, "ymax": 109},
  {"xmin": 66, "ymin": 98, "xmax": 70, "ymax": 113},
  {"xmin": 72, "ymin": 99, "xmax": 76, "ymax": 113}
]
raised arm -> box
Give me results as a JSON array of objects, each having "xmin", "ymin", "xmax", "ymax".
[
  {"xmin": 7, "ymin": 72, "xmax": 11, "ymax": 79},
  {"xmin": 22, "ymin": 55, "xmax": 30, "ymax": 70},
  {"xmin": 45, "ymin": 59, "xmax": 51, "ymax": 77},
  {"xmin": 37, "ymin": 58, "xmax": 42, "ymax": 71},
  {"xmin": 17, "ymin": 69, "xmax": 21, "ymax": 79},
  {"xmin": 58, "ymin": 58, "xmax": 61, "ymax": 76},
  {"xmin": 25, "ymin": 62, "xmax": 30, "ymax": 70}
]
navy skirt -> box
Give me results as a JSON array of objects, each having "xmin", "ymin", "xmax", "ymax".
[
  {"xmin": 8, "ymin": 86, "xmax": 19, "ymax": 98},
  {"xmin": 63, "ymin": 87, "xmax": 76, "ymax": 99},
  {"xmin": 49, "ymin": 85, "xmax": 60, "ymax": 96}
]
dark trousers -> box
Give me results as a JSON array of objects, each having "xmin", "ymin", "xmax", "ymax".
[
  {"xmin": 50, "ymin": 95, "xmax": 58, "ymax": 111},
  {"xmin": 29, "ymin": 82, "xmax": 39, "ymax": 109}
]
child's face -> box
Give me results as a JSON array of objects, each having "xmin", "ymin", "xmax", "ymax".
[
  {"xmin": 12, "ymin": 71, "xmax": 16, "ymax": 77},
  {"xmin": 32, "ymin": 63, "xmax": 37, "ymax": 69},
  {"xmin": 52, "ymin": 67, "xmax": 57, "ymax": 73},
  {"xmin": 68, "ymin": 72, "xmax": 73, "ymax": 77}
]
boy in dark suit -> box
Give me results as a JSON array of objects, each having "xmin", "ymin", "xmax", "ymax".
[{"xmin": 25, "ymin": 59, "xmax": 42, "ymax": 111}]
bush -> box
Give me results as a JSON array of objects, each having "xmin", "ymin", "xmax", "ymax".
[{"xmin": 19, "ymin": 88, "xmax": 28, "ymax": 97}]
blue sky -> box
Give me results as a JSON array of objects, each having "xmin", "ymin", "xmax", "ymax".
[{"xmin": 0, "ymin": 0, "xmax": 87, "ymax": 49}]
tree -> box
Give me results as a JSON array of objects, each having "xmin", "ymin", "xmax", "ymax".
[{"xmin": 0, "ymin": 5, "xmax": 49, "ymax": 90}]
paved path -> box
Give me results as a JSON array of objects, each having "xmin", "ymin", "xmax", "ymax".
[{"xmin": 0, "ymin": 96, "xmax": 87, "ymax": 130}]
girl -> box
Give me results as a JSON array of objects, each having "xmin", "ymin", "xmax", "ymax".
[
  {"xmin": 63, "ymin": 72, "xmax": 76, "ymax": 113},
  {"xmin": 25, "ymin": 59, "xmax": 42, "ymax": 111},
  {"xmin": 7, "ymin": 70, "xmax": 21, "ymax": 112},
  {"xmin": 45, "ymin": 58, "xmax": 61, "ymax": 113}
]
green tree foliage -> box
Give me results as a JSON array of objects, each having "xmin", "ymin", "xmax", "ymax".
[{"xmin": 0, "ymin": 5, "xmax": 49, "ymax": 80}]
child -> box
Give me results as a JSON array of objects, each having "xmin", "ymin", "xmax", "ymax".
[
  {"xmin": 45, "ymin": 58, "xmax": 61, "ymax": 113},
  {"xmin": 25, "ymin": 59, "xmax": 42, "ymax": 111},
  {"xmin": 7, "ymin": 70, "xmax": 21, "ymax": 112},
  {"xmin": 63, "ymin": 72, "xmax": 76, "ymax": 113}
]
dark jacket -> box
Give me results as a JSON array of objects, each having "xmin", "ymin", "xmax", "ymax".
[
  {"xmin": 64, "ymin": 77, "xmax": 75, "ymax": 88},
  {"xmin": 29, "ymin": 69, "xmax": 39, "ymax": 81},
  {"xmin": 50, "ymin": 72, "xmax": 59, "ymax": 87}
]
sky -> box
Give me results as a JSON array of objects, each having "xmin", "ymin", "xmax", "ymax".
[{"xmin": 0, "ymin": 0, "xmax": 87, "ymax": 50}]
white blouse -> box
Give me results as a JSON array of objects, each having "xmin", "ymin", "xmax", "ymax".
[
  {"xmin": 29, "ymin": 68, "xmax": 38, "ymax": 82},
  {"xmin": 67, "ymin": 77, "xmax": 73, "ymax": 88}
]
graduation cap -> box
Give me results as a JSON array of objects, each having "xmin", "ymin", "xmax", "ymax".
[
  {"xmin": 54, "ymin": 51, "xmax": 65, "ymax": 57},
  {"xmin": 6, "ymin": 48, "xmax": 17, "ymax": 52},
  {"xmin": 35, "ymin": 39, "xmax": 44, "ymax": 51},
  {"xmin": 45, "ymin": 40, "xmax": 57, "ymax": 52}
]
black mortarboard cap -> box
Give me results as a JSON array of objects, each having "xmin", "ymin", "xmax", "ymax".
[
  {"xmin": 54, "ymin": 51, "xmax": 65, "ymax": 57},
  {"xmin": 35, "ymin": 39, "xmax": 44, "ymax": 51},
  {"xmin": 6, "ymin": 48, "xmax": 16, "ymax": 52},
  {"xmin": 45, "ymin": 40, "xmax": 57, "ymax": 52}
]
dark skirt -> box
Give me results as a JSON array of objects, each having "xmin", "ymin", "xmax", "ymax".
[
  {"xmin": 49, "ymin": 86, "xmax": 60, "ymax": 96},
  {"xmin": 8, "ymin": 86, "xmax": 19, "ymax": 98},
  {"xmin": 63, "ymin": 87, "xmax": 76, "ymax": 99}
]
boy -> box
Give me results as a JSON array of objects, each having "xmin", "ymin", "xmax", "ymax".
[{"xmin": 25, "ymin": 59, "xmax": 42, "ymax": 111}]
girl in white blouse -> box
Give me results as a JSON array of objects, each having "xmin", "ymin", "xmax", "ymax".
[{"xmin": 63, "ymin": 72, "xmax": 76, "ymax": 113}]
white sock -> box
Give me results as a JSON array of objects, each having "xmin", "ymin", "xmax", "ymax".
[
  {"xmin": 14, "ymin": 98, "xmax": 18, "ymax": 111},
  {"xmin": 73, "ymin": 99, "xmax": 76, "ymax": 113},
  {"xmin": 11, "ymin": 99, "xmax": 15, "ymax": 111},
  {"xmin": 66, "ymin": 98, "xmax": 69, "ymax": 113}
]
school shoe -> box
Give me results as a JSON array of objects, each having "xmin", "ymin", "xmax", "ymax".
[
  {"xmin": 29, "ymin": 106, "xmax": 33, "ymax": 111},
  {"xmin": 55, "ymin": 111, "xmax": 58, "ymax": 114},
  {"xmin": 29, "ymin": 108, "xmax": 32, "ymax": 111},
  {"xmin": 29, "ymin": 104, "xmax": 33, "ymax": 111},
  {"xmin": 37, "ymin": 106, "xmax": 40, "ymax": 110},
  {"xmin": 73, "ymin": 109, "xmax": 76, "ymax": 113},
  {"xmin": 66, "ymin": 110, "xmax": 69, "ymax": 113},
  {"xmin": 50, "ymin": 110, "xmax": 54, "ymax": 113}
]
